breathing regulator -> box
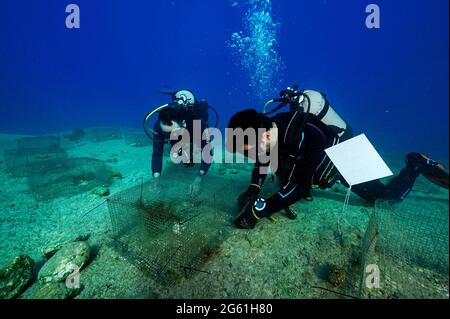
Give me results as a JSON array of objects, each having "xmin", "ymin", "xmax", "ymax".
[{"xmin": 263, "ymin": 83, "xmax": 311, "ymax": 116}]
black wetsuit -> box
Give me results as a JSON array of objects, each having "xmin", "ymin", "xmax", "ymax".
[
  {"xmin": 249, "ymin": 111, "xmax": 419, "ymax": 215},
  {"xmin": 151, "ymin": 101, "xmax": 212, "ymax": 176}
]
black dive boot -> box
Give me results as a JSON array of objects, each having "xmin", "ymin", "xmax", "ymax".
[
  {"xmin": 384, "ymin": 153, "xmax": 449, "ymax": 200},
  {"xmin": 406, "ymin": 153, "xmax": 449, "ymax": 189}
]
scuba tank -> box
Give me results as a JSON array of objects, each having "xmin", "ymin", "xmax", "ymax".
[
  {"xmin": 263, "ymin": 84, "xmax": 349, "ymax": 139},
  {"xmin": 301, "ymin": 90, "xmax": 348, "ymax": 138}
]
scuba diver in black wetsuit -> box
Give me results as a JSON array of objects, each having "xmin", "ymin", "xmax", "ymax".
[
  {"xmin": 226, "ymin": 85, "xmax": 449, "ymax": 229},
  {"xmin": 143, "ymin": 89, "xmax": 218, "ymax": 196}
]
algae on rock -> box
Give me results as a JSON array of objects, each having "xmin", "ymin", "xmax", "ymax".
[
  {"xmin": 34, "ymin": 282, "xmax": 82, "ymax": 299},
  {"xmin": 0, "ymin": 255, "xmax": 34, "ymax": 299},
  {"xmin": 38, "ymin": 241, "xmax": 90, "ymax": 284}
]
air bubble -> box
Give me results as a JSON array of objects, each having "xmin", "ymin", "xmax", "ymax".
[{"xmin": 228, "ymin": 0, "xmax": 284, "ymax": 104}]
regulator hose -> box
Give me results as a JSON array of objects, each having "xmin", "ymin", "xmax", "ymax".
[
  {"xmin": 143, "ymin": 103, "xmax": 170, "ymax": 142},
  {"xmin": 208, "ymin": 105, "xmax": 220, "ymax": 128}
]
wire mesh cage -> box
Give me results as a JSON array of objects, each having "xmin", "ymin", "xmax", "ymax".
[
  {"xmin": 359, "ymin": 200, "xmax": 449, "ymax": 299},
  {"xmin": 27, "ymin": 157, "xmax": 114, "ymax": 200},
  {"xmin": 3, "ymin": 136, "xmax": 68, "ymax": 177},
  {"xmin": 295, "ymin": 190, "xmax": 449, "ymax": 299},
  {"xmin": 107, "ymin": 169, "xmax": 238, "ymax": 287}
]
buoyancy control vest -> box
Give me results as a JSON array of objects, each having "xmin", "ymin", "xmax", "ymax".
[{"xmin": 272, "ymin": 90, "xmax": 353, "ymax": 190}]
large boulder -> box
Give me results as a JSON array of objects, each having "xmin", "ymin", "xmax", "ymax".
[
  {"xmin": 0, "ymin": 255, "xmax": 34, "ymax": 299},
  {"xmin": 38, "ymin": 241, "xmax": 90, "ymax": 284},
  {"xmin": 41, "ymin": 234, "xmax": 90, "ymax": 259},
  {"xmin": 34, "ymin": 282, "xmax": 82, "ymax": 299}
]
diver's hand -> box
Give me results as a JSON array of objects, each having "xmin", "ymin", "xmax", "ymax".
[
  {"xmin": 188, "ymin": 176, "xmax": 202, "ymax": 197},
  {"xmin": 234, "ymin": 209, "xmax": 257, "ymax": 229},
  {"xmin": 237, "ymin": 184, "xmax": 260, "ymax": 212},
  {"xmin": 149, "ymin": 173, "xmax": 161, "ymax": 194},
  {"xmin": 234, "ymin": 197, "xmax": 269, "ymax": 229}
]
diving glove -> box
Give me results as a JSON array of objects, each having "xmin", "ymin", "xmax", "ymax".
[
  {"xmin": 237, "ymin": 184, "xmax": 261, "ymax": 212},
  {"xmin": 234, "ymin": 198, "xmax": 269, "ymax": 229}
]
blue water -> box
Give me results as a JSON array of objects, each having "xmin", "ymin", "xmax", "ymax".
[{"xmin": 0, "ymin": 0, "xmax": 448, "ymax": 159}]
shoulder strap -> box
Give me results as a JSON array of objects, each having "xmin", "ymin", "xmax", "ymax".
[
  {"xmin": 283, "ymin": 111, "xmax": 307, "ymax": 154},
  {"xmin": 316, "ymin": 98, "xmax": 330, "ymax": 120}
]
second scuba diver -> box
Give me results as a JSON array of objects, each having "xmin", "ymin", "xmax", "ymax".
[
  {"xmin": 144, "ymin": 89, "xmax": 217, "ymax": 196},
  {"xmin": 226, "ymin": 85, "xmax": 449, "ymax": 229}
]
